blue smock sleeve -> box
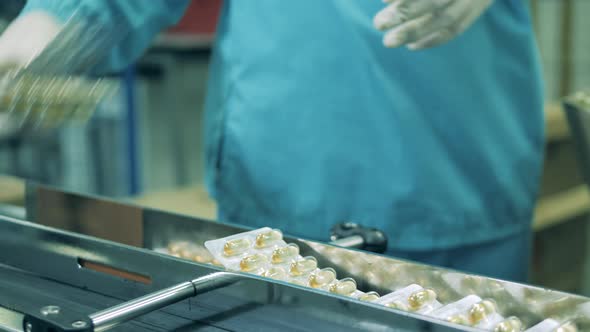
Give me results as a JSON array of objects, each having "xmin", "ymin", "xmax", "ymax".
[{"xmin": 19, "ymin": 0, "xmax": 190, "ymax": 74}]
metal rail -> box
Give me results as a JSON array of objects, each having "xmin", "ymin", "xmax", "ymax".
[{"xmin": 89, "ymin": 272, "xmax": 239, "ymax": 332}]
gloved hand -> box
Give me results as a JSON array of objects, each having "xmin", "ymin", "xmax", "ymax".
[
  {"xmin": 0, "ymin": 11, "xmax": 63, "ymax": 69},
  {"xmin": 373, "ymin": 0, "xmax": 493, "ymax": 50}
]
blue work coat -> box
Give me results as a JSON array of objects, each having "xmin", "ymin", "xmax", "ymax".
[{"xmin": 22, "ymin": 0, "xmax": 544, "ymax": 250}]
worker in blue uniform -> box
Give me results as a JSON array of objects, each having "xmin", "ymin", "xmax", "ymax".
[{"xmin": 0, "ymin": 0, "xmax": 544, "ymax": 282}]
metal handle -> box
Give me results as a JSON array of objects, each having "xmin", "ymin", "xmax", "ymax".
[
  {"xmin": 330, "ymin": 222, "xmax": 388, "ymax": 254},
  {"xmin": 90, "ymin": 272, "xmax": 239, "ymax": 332},
  {"xmin": 22, "ymin": 272, "xmax": 240, "ymax": 332}
]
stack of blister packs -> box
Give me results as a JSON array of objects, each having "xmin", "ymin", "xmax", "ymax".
[
  {"xmin": 0, "ymin": 7, "xmax": 117, "ymax": 130},
  {"xmin": 167, "ymin": 227, "xmax": 579, "ymax": 332}
]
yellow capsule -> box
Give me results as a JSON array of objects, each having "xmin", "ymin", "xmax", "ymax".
[
  {"xmin": 168, "ymin": 241, "xmax": 188, "ymax": 254},
  {"xmin": 309, "ymin": 268, "xmax": 337, "ymax": 288},
  {"xmin": 386, "ymin": 300, "xmax": 408, "ymax": 311},
  {"xmin": 179, "ymin": 249, "xmax": 194, "ymax": 259},
  {"xmin": 211, "ymin": 259, "xmax": 223, "ymax": 267},
  {"xmin": 556, "ymin": 322, "xmax": 578, "ymax": 332},
  {"xmin": 239, "ymin": 254, "xmax": 268, "ymax": 272},
  {"xmin": 271, "ymin": 244, "xmax": 299, "ymax": 264},
  {"xmin": 469, "ymin": 300, "xmax": 497, "ymax": 324},
  {"xmin": 408, "ymin": 289, "xmax": 437, "ymax": 311},
  {"xmin": 193, "ymin": 255, "xmax": 209, "ymax": 263},
  {"xmin": 289, "ymin": 257, "xmax": 318, "ymax": 276},
  {"xmin": 290, "ymin": 278, "xmax": 309, "ymax": 287},
  {"xmin": 255, "ymin": 229, "xmax": 283, "ymax": 248},
  {"xmin": 359, "ymin": 292, "xmax": 380, "ymax": 302},
  {"xmin": 447, "ymin": 315, "xmax": 469, "ymax": 325},
  {"xmin": 329, "ymin": 278, "xmax": 357, "ymax": 296},
  {"xmin": 494, "ymin": 317, "xmax": 523, "ymax": 332},
  {"xmin": 223, "ymin": 238, "xmax": 251, "ymax": 257},
  {"xmin": 262, "ymin": 267, "xmax": 288, "ymax": 280}
]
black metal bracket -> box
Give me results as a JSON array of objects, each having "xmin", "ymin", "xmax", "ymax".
[
  {"xmin": 23, "ymin": 314, "xmax": 92, "ymax": 332},
  {"xmin": 330, "ymin": 222, "xmax": 388, "ymax": 254}
]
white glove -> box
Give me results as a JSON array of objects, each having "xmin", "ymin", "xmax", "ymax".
[
  {"xmin": 0, "ymin": 11, "xmax": 62, "ymax": 69},
  {"xmin": 373, "ymin": 0, "xmax": 493, "ymax": 50}
]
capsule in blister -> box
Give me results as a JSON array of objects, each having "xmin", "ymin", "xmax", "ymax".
[
  {"xmin": 556, "ymin": 322, "xmax": 578, "ymax": 332},
  {"xmin": 290, "ymin": 278, "xmax": 309, "ymax": 287},
  {"xmin": 447, "ymin": 315, "xmax": 469, "ymax": 326},
  {"xmin": 289, "ymin": 256, "xmax": 318, "ymax": 276},
  {"xmin": 223, "ymin": 238, "xmax": 251, "ymax": 257},
  {"xmin": 271, "ymin": 244, "xmax": 299, "ymax": 264},
  {"xmin": 359, "ymin": 292, "xmax": 381, "ymax": 302},
  {"xmin": 469, "ymin": 299, "xmax": 498, "ymax": 325},
  {"xmin": 255, "ymin": 229, "xmax": 283, "ymax": 248},
  {"xmin": 179, "ymin": 248, "xmax": 195, "ymax": 259},
  {"xmin": 262, "ymin": 266, "xmax": 288, "ymax": 280},
  {"xmin": 524, "ymin": 319, "xmax": 562, "ymax": 332},
  {"xmin": 408, "ymin": 289, "xmax": 438, "ymax": 312},
  {"xmin": 386, "ymin": 300, "xmax": 409, "ymax": 311},
  {"xmin": 210, "ymin": 259, "xmax": 223, "ymax": 267},
  {"xmin": 494, "ymin": 317, "xmax": 523, "ymax": 332},
  {"xmin": 192, "ymin": 253, "xmax": 211, "ymax": 264},
  {"xmin": 239, "ymin": 253, "xmax": 268, "ymax": 272},
  {"xmin": 430, "ymin": 295, "xmax": 482, "ymax": 324},
  {"xmin": 167, "ymin": 241, "xmax": 189, "ymax": 255},
  {"xmin": 309, "ymin": 268, "xmax": 337, "ymax": 288},
  {"xmin": 329, "ymin": 278, "xmax": 357, "ymax": 296},
  {"xmin": 167, "ymin": 241, "xmax": 199, "ymax": 260}
]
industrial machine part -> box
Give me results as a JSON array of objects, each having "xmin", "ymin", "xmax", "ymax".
[
  {"xmin": 330, "ymin": 222, "xmax": 388, "ymax": 253},
  {"xmin": 0, "ymin": 213, "xmax": 466, "ymax": 332},
  {"xmin": 2, "ymin": 182, "xmax": 590, "ymax": 331}
]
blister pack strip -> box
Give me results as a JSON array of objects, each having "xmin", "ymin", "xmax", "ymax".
[{"xmin": 165, "ymin": 227, "xmax": 580, "ymax": 332}]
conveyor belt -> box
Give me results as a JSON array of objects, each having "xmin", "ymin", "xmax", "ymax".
[
  {"xmin": 3, "ymin": 183, "xmax": 590, "ymax": 331},
  {"xmin": 0, "ymin": 214, "xmax": 464, "ymax": 332},
  {"xmin": 1, "ymin": 264, "xmax": 392, "ymax": 332}
]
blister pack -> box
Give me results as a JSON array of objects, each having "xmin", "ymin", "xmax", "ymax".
[
  {"xmin": 168, "ymin": 241, "xmax": 214, "ymax": 263},
  {"xmin": 525, "ymin": 319, "xmax": 577, "ymax": 332},
  {"xmin": 353, "ymin": 291, "xmax": 381, "ymax": 303},
  {"xmin": 429, "ymin": 295, "xmax": 483, "ymax": 324},
  {"xmin": 376, "ymin": 284, "xmax": 442, "ymax": 314},
  {"xmin": 493, "ymin": 317, "xmax": 524, "ymax": 332},
  {"xmin": 205, "ymin": 227, "xmax": 288, "ymax": 274},
  {"xmin": 468, "ymin": 299, "xmax": 505, "ymax": 330},
  {"xmin": 205, "ymin": 227, "xmax": 369, "ymax": 299},
  {"xmin": 156, "ymin": 241, "xmax": 220, "ymax": 266},
  {"xmin": 430, "ymin": 296, "xmax": 504, "ymax": 329}
]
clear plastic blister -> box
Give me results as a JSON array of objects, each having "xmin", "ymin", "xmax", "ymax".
[
  {"xmin": 205, "ymin": 227, "xmax": 288, "ymax": 274},
  {"xmin": 354, "ymin": 291, "xmax": 381, "ymax": 303},
  {"xmin": 157, "ymin": 241, "xmax": 219, "ymax": 266},
  {"xmin": 524, "ymin": 320, "xmax": 577, "ymax": 332},
  {"xmin": 376, "ymin": 284, "xmax": 442, "ymax": 314},
  {"xmin": 430, "ymin": 295, "xmax": 483, "ymax": 324},
  {"xmin": 329, "ymin": 278, "xmax": 359, "ymax": 296},
  {"xmin": 205, "ymin": 227, "xmax": 368, "ymax": 299},
  {"xmin": 494, "ymin": 317, "xmax": 524, "ymax": 332},
  {"xmin": 429, "ymin": 296, "xmax": 505, "ymax": 329},
  {"xmin": 469, "ymin": 299, "xmax": 505, "ymax": 330}
]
